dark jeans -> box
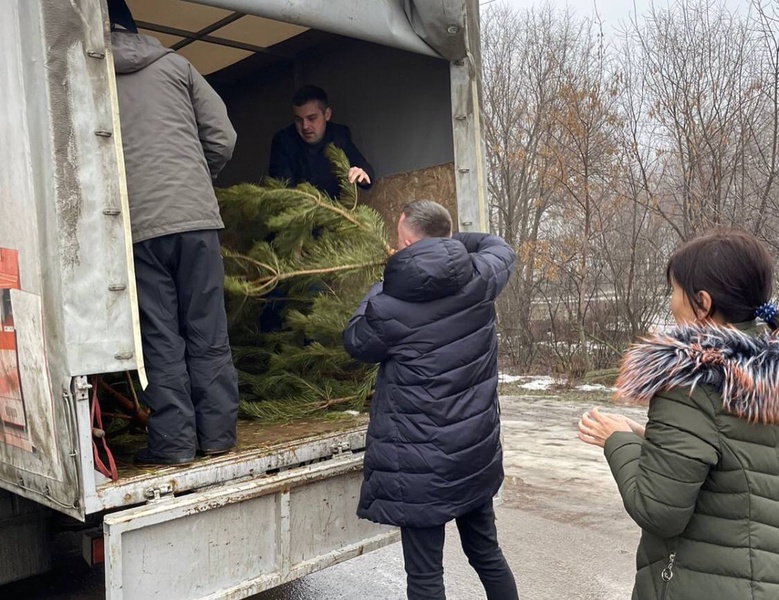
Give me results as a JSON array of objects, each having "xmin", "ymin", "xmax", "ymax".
[
  {"xmin": 401, "ymin": 500, "xmax": 518, "ymax": 600},
  {"xmin": 133, "ymin": 230, "xmax": 239, "ymax": 459}
]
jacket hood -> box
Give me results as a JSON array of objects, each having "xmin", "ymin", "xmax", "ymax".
[
  {"xmin": 616, "ymin": 322, "xmax": 779, "ymax": 424},
  {"xmin": 111, "ymin": 32, "xmax": 172, "ymax": 74},
  {"xmin": 382, "ymin": 237, "xmax": 474, "ymax": 302}
]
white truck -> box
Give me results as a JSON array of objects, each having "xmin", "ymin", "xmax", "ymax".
[{"xmin": 0, "ymin": 1, "xmax": 488, "ymax": 598}]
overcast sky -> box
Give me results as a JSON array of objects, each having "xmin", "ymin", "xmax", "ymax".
[
  {"xmin": 490, "ymin": 0, "xmax": 647, "ymax": 25},
  {"xmin": 484, "ymin": 0, "xmax": 748, "ymax": 33}
]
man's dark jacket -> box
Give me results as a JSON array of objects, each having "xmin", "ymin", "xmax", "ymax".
[
  {"xmin": 343, "ymin": 232, "xmax": 515, "ymax": 528},
  {"xmin": 268, "ymin": 122, "xmax": 375, "ymax": 199}
]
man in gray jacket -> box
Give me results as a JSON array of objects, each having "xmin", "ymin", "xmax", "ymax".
[{"xmin": 109, "ymin": 0, "xmax": 239, "ymax": 465}]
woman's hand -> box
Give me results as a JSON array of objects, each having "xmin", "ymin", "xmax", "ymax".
[
  {"xmin": 578, "ymin": 406, "xmax": 634, "ymax": 448},
  {"xmin": 617, "ymin": 415, "xmax": 646, "ymax": 438}
]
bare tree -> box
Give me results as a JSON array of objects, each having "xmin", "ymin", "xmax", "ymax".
[
  {"xmin": 629, "ymin": 0, "xmax": 767, "ymax": 238},
  {"xmin": 483, "ymin": 0, "xmax": 779, "ymax": 376},
  {"xmin": 749, "ymin": 0, "xmax": 779, "ymax": 249},
  {"xmin": 482, "ymin": 3, "xmax": 588, "ymax": 367}
]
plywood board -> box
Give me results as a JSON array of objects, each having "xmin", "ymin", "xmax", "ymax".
[{"xmin": 360, "ymin": 162, "xmax": 458, "ymax": 246}]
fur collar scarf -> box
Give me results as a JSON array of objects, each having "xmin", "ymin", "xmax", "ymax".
[{"xmin": 615, "ymin": 323, "xmax": 779, "ymax": 424}]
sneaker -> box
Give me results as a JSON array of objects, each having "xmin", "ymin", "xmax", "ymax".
[{"xmin": 134, "ymin": 447, "xmax": 195, "ymax": 466}]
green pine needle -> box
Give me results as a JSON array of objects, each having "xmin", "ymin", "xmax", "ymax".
[{"xmin": 216, "ymin": 144, "xmax": 390, "ymax": 423}]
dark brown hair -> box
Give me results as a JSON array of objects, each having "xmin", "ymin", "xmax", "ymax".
[
  {"xmin": 401, "ymin": 200, "xmax": 452, "ymax": 238},
  {"xmin": 292, "ymin": 85, "xmax": 328, "ymax": 111},
  {"xmin": 666, "ymin": 228, "xmax": 776, "ymax": 328}
]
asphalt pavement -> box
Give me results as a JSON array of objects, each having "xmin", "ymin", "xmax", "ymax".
[{"xmin": 252, "ymin": 395, "xmax": 645, "ymax": 600}]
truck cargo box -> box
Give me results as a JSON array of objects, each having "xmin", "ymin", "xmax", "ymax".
[{"xmin": 0, "ymin": 0, "xmax": 486, "ymax": 596}]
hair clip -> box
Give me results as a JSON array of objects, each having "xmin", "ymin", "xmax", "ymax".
[{"xmin": 755, "ymin": 302, "xmax": 778, "ymax": 322}]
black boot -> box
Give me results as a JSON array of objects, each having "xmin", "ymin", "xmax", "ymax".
[{"xmin": 134, "ymin": 447, "xmax": 195, "ymax": 466}]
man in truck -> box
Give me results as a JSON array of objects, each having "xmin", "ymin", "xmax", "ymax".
[
  {"xmin": 269, "ymin": 85, "xmax": 375, "ymax": 199},
  {"xmin": 262, "ymin": 85, "xmax": 376, "ymax": 331},
  {"xmin": 108, "ymin": 0, "xmax": 240, "ymax": 465},
  {"xmin": 343, "ymin": 201, "xmax": 519, "ymax": 600}
]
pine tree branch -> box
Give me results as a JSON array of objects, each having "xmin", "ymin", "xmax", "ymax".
[
  {"xmin": 325, "ymin": 143, "xmax": 359, "ymax": 210},
  {"xmin": 293, "ymin": 187, "xmax": 393, "ymax": 256},
  {"xmin": 231, "ymin": 260, "xmax": 385, "ymax": 297},
  {"xmin": 216, "ymin": 147, "xmax": 386, "ymax": 423},
  {"xmin": 222, "ymin": 248, "xmax": 278, "ymax": 276},
  {"xmin": 318, "ymin": 395, "xmax": 359, "ymax": 409},
  {"xmin": 275, "ymin": 261, "xmax": 385, "ymax": 281}
]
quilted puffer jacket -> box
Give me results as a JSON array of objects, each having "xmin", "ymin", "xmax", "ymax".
[
  {"xmin": 343, "ymin": 232, "xmax": 515, "ymax": 528},
  {"xmin": 605, "ymin": 321, "xmax": 779, "ymax": 600}
]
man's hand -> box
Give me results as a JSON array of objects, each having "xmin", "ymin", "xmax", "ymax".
[{"xmin": 348, "ymin": 166, "xmax": 371, "ymax": 185}]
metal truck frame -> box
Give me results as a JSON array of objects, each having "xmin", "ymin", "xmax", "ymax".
[{"xmin": 0, "ymin": 1, "xmax": 487, "ymax": 597}]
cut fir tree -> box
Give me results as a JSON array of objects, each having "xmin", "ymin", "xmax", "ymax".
[{"xmin": 217, "ymin": 145, "xmax": 392, "ymax": 422}]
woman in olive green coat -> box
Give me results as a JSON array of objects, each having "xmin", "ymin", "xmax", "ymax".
[{"xmin": 579, "ymin": 229, "xmax": 779, "ymax": 600}]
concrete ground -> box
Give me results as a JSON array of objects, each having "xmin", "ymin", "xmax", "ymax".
[
  {"xmin": 1, "ymin": 395, "xmax": 646, "ymax": 599},
  {"xmin": 252, "ymin": 395, "xmax": 645, "ymax": 600}
]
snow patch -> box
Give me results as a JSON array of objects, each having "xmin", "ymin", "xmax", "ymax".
[
  {"xmin": 499, "ymin": 374, "xmax": 557, "ymax": 390},
  {"xmin": 576, "ymin": 384, "xmax": 611, "ymax": 392},
  {"xmin": 499, "ymin": 375, "xmax": 613, "ymax": 393},
  {"xmin": 519, "ymin": 376, "xmax": 556, "ymax": 390}
]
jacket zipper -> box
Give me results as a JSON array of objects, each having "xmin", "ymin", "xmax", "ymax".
[{"xmin": 659, "ymin": 551, "xmax": 676, "ymax": 600}]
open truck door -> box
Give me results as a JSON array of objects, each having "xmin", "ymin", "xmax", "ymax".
[{"xmin": 0, "ymin": 0, "xmax": 142, "ymax": 520}]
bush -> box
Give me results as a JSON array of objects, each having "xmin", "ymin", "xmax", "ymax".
[{"xmin": 583, "ymin": 368, "xmax": 620, "ymax": 386}]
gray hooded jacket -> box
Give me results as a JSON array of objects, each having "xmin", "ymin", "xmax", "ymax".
[{"xmin": 111, "ymin": 32, "xmax": 236, "ymax": 242}]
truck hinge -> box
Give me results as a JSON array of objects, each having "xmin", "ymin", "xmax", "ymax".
[
  {"xmin": 72, "ymin": 376, "xmax": 92, "ymax": 402},
  {"xmin": 331, "ymin": 442, "xmax": 351, "ymax": 455},
  {"xmin": 143, "ymin": 483, "xmax": 174, "ymax": 503}
]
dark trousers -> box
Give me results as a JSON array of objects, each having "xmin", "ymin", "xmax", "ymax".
[
  {"xmin": 133, "ymin": 230, "xmax": 239, "ymax": 459},
  {"xmin": 401, "ymin": 500, "xmax": 518, "ymax": 600}
]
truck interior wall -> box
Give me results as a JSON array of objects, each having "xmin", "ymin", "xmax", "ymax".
[
  {"xmin": 361, "ymin": 164, "xmax": 458, "ymax": 240},
  {"xmin": 212, "ymin": 33, "xmax": 455, "ymax": 187}
]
